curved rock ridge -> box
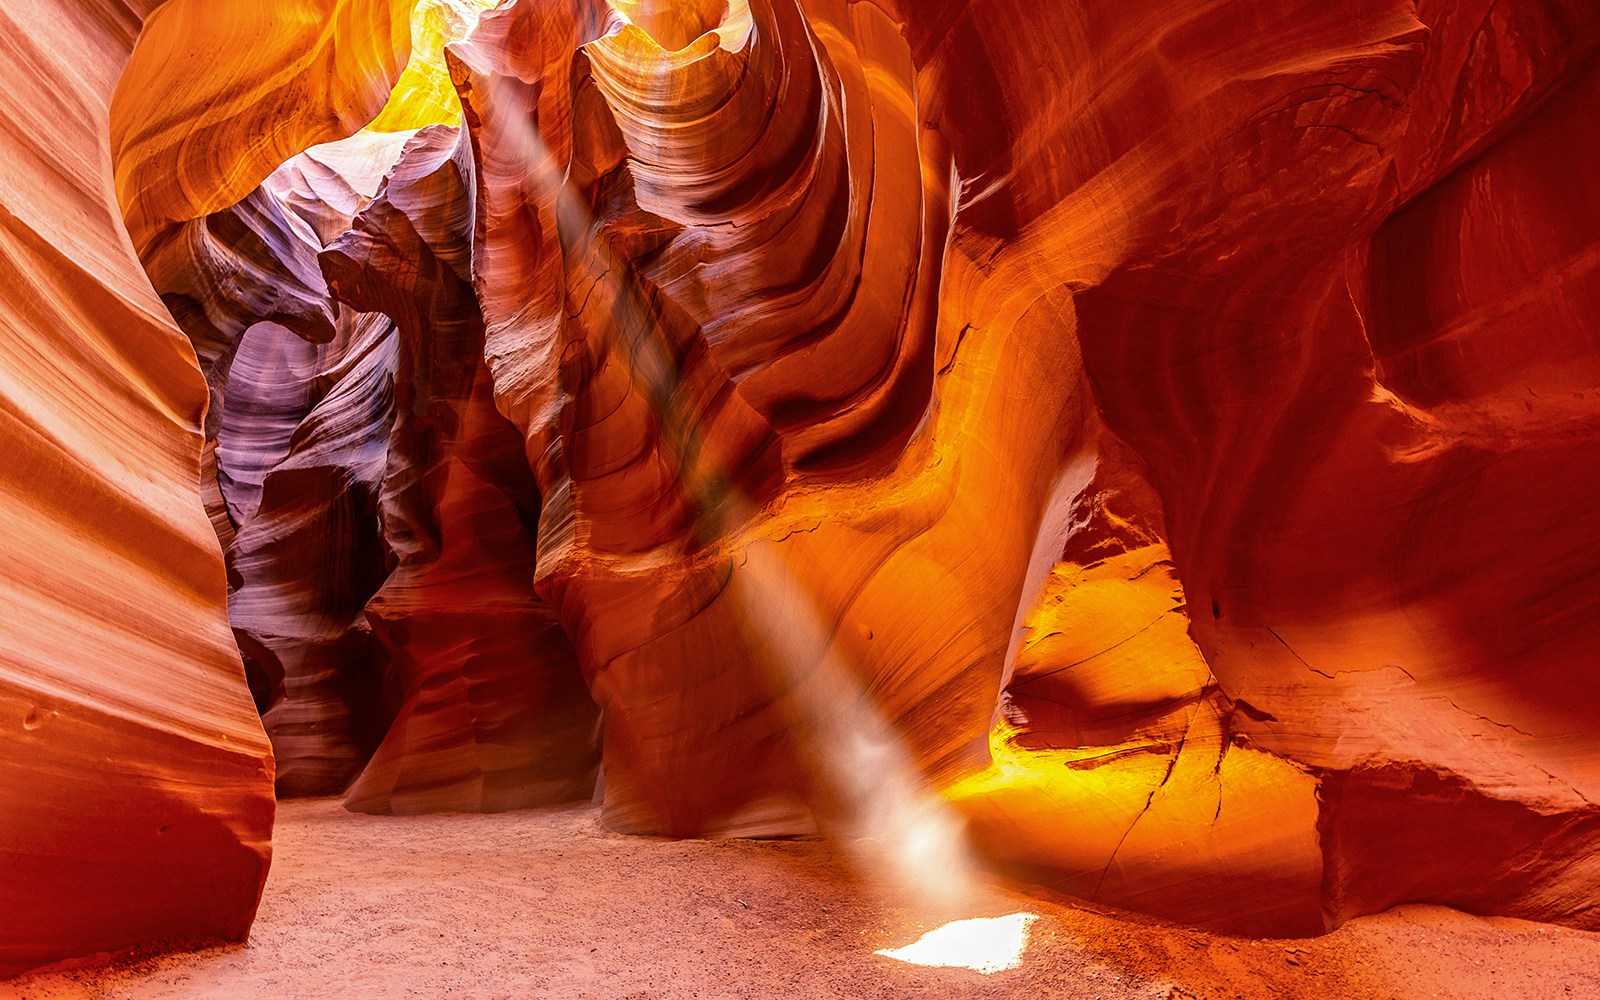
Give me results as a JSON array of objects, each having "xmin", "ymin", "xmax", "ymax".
[
  {"xmin": 143, "ymin": 123, "xmax": 602, "ymax": 809},
  {"xmin": 267, "ymin": 131, "xmax": 421, "ymax": 247},
  {"xmin": 450, "ymin": 0, "xmax": 1030, "ymax": 838},
  {"xmin": 126, "ymin": 130, "xmax": 396, "ymax": 797},
  {"xmin": 104, "ymin": 0, "xmax": 600, "ymax": 813},
  {"xmin": 0, "ymin": 0, "xmax": 558, "ymax": 976},
  {"xmin": 900, "ymin": 0, "xmax": 1600, "ymax": 933},
  {"xmin": 442, "ymin": 0, "xmax": 1600, "ymax": 931},
  {"xmin": 227, "ymin": 310, "xmax": 401, "ymax": 797},
  {"xmin": 0, "ymin": 0, "xmax": 273, "ymax": 977},
  {"xmin": 321, "ymin": 125, "xmax": 601, "ymax": 813},
  {"xmin": 111, "ymin": 0, "xmax": 420, "ymax": 252}
]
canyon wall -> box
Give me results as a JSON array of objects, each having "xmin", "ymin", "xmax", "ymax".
[
  {"xmin": 441, "ymin": 0, "xmax": 1600, "ymax": 934},
  {"xmin": 918, "ymin": 0, "xmax": 1600, "ymax": 932},
  {"xmin": 0, "ymin": 0, "xmax": 278, "ymax": 977}
]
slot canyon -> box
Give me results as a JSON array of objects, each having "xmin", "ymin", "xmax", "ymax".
[{"xmin": 2, "ymin": 0, "xmax": 1600, "ymax": 996}]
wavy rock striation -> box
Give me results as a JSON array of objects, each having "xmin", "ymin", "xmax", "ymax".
[
  {"xmin": 445, "ymin": 0, "xmax": 1600, "ymax": 932},
  {"xmin": 0, "ymin": 0, "xmax": 274, "ymax": 977},
  {"xmin": 450, "ymin": 0, "xmax": 1051, "ymax": 837},
  {"xmin": 320, "ymin": 125, "xmax": 601, "ymax": 813},
  {"xmin": 913, "ymin": 0, "xmax": 1600, "ymax": 933},
  {"xmin": 143, "ymin": 120, "xmax": 602, "ymax": 808}
]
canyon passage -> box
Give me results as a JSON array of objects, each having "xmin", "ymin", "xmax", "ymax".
[{"xmin": 3, "ymin": 0, "xmax": 1600, "ymax": 996}]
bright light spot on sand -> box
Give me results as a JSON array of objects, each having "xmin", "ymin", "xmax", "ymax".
[{"xmin": 875, "ymin": 913, "xmax": 1039, "ymax": 974}]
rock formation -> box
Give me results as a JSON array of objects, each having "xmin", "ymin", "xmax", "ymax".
[
  {"xmin": 446, "ymin": 0, "xmax": 1600, "ymax": 935},
  {"xmin": 933, "ymin": 0, "xmax": 1600, "ymax": 934},
  {"xmin": 0, "ymin": 0, "xmax": 274, "ymax": 978},
  {"xmin": 3, "ymin": 0, "xmax": 1599, "ymax": 978},
  {"xmin": 318, "ymin": 124, "xmax": 602, "ymax": 812}
]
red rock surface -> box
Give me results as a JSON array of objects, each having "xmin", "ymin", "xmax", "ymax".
[
  {"xmin": 443, "ymin": 0, "xmax": 1600, "ymax": 934},
  {"xmin": 320, "ymin": 124, "xmax": 601, "ymax": 812},
  {"xmin": 0, "ymin": 0, "xmax": 273, "ymax": 978},
  {"xmin": 461, "ymin": 0, "xmax": 1600, "ymax": 933},
  {"xmin": 3, "ymin": 0, "xmax": 1599, "ymax": 979},
  {"xmin": 939, "ymin": 0, "xmax": 1600, "ymax": 934}
]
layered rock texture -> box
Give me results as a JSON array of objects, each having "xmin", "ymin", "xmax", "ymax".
[
  {"xmin": 0, "ymin": 0, "xmax": 275, "ymax": 978},
  {"xmin": 4, "ymin": 0, "xmax": 1599, "ymax": 977}
]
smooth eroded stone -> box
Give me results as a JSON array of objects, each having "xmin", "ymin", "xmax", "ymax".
[{"xmin": 0, "ymin": 0, "xmax": 273, "ymax": 976}]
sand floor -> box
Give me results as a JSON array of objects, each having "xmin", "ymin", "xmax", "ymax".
[{"xmin": 6, "ymin": 799, "xmax": 1600, "ymax": 999}]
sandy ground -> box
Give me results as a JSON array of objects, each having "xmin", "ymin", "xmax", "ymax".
[{"xmin": 6, "ymin": 799, "xmax": 1599, "ymax": 999}]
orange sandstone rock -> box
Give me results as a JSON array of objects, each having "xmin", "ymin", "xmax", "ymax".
[
  {"xmin": 444, "ymin": 0, "xmax": 1600, "ymax": 932},
  {"xmin": 321, "ymin": 125, "xmax": 601, "ymax": 812},
  {"xmin": 0, "ymin": 0, "xmax": 273, "ymax": 977},
  {"xmin": 909, "ymin": 0, "xmax": 1600, "ymax": 932},
  {"xmin": 450, "ymin": 0, "xmax": 1072, "ymax": 837}
]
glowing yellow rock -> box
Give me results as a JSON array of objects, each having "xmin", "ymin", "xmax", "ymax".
[{"xmin": 367, "ymin": 0, "xmax": 498, "ymax": 132}]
